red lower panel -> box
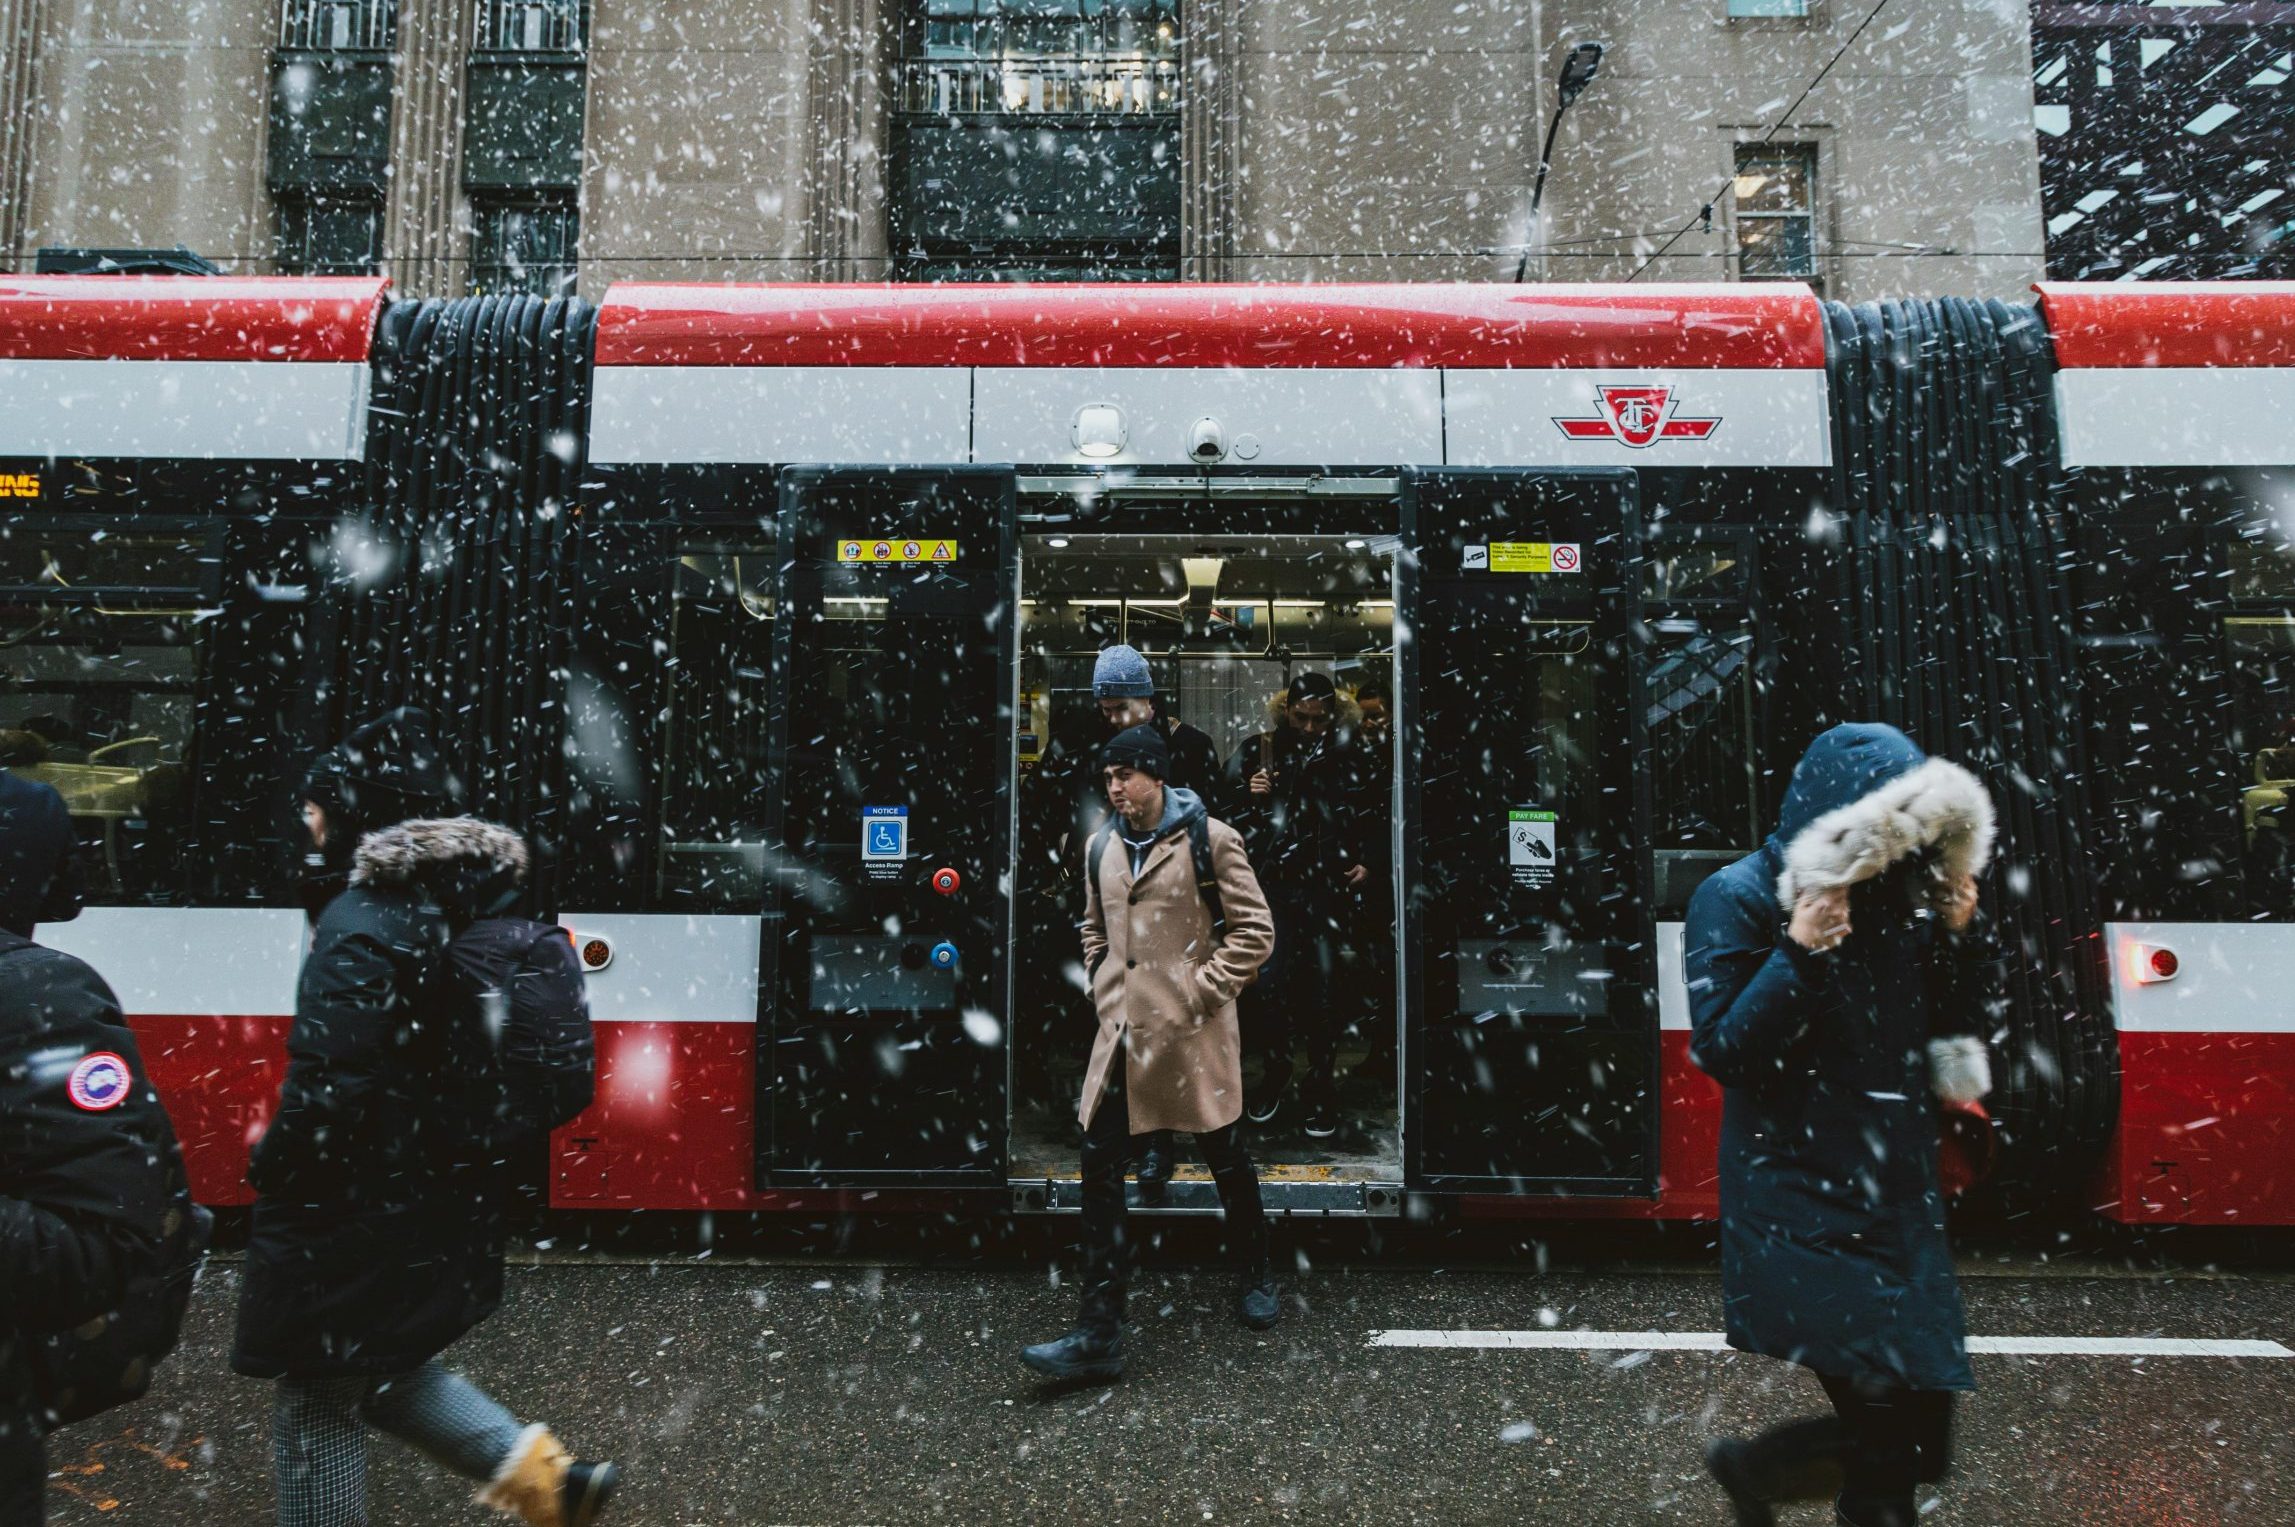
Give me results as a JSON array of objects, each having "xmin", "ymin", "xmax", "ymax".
[
  {"xmin": 551, "ymin": 1021, "xmax": 764, "ymax": 1210},
  {"xmin": 2098, "ymin": 1030, "xmax": 2295, "ymax": 1224},
  {"xmin": 126, "ymin": 1014, "xmax": 292, "ymax": 1207},
  {"xmin": 1461, "ymin": 1032, "xmax": 1722, "ymax": 1221}
]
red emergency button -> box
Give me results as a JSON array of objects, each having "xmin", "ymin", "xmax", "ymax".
[{"xmin": 932, "ymin": 867, "xmax": 962, "ymax": 895}]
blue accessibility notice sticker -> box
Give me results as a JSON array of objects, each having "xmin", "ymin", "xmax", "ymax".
[{"xmin": 861, "ymin": 806, "xmax": 910, "ymax": 862}]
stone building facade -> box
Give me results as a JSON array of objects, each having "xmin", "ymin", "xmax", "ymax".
[{"xmin": 0, "ymin": 0, "xmax": 2047, "ymax": 302}]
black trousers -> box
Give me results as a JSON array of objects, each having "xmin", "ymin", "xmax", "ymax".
[
  {"xmin": 1741, "ymin": 1370, "xmax": 1955, "ymax": 1527},
  {"xmin": 0, "ymin": 1415, "xmax": 42, "ymax": 1527},
  {"xmin": 1241, "ymin": 883, "xmax": 1340, "ymax": 1096},
  {"xmin": 1077, "ymin": 1063, "xmax": 1268, "ymax": 1334}
]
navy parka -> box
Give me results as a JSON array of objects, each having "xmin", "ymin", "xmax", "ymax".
[{"xmin": 1684, "ymin": 724, "xmax": 2000, "ymax": 1392}]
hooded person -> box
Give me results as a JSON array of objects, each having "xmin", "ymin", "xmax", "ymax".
[
  {"xmin": 1222, "ymin": 672, "xmax": 1367, "ymax": 1135},
  {"xmin": 1084, "ymin": 645, "xmax": 1226, "ymax": 1202},
  {"xmin": 1020, "ymin": 724, "xmax": 1279, "ymax": 1382},
  {"xmin": 293, "ymin": 706, "xmax": 460, "ymax": 924},
  {"xmin": 236, "ymin": 711, "xmax": 619, "ymax": 1527},
  {"xmin": 1684, "ymin": 724, "xmax": 2004, "ymax": 1527},
  {"xmin": 0, "ymin": 773, "xmax": 191, "ymax": 1526}
]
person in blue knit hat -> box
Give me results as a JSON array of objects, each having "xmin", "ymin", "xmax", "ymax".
[{"xmin": 1086, "ymin": 645, "xmax": 1223, "ymax": 1203}]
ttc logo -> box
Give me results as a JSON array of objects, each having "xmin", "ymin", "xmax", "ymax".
[{"xmin": 1553, "ymin": 384, "xmax": 1721, "ymax": 449}]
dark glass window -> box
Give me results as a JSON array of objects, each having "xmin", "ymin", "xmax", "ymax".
[
  {"xmin": 471, "ymin": 197, "xmax": 579, "ymax": 297},
  {"xmin": 274, "ymin": 196, "xmax": 383, "ymax": 277},
  {"xmin": 1644, "ymin": 530, "xmax": 1761, "ymax": 914},
  {"xmin": 1735, "ymin": 142, "xmax": 1821, "ymax": 294},
  {"xmin": 893, "ymin": 0, "xmax": 1183, "ymax": 282},
  {"xmin": 475, "ymin": 0, "xmax": 586, "ymax": 53},
  {"xmin": 0, "ymin": 519, "xmax": 310, "ymax": 908},
  {"xmin": 278, "ymin": 0, "xmax": 395, "ymax": 50}
]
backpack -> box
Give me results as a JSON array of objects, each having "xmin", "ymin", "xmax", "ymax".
[
  {"xmin": 30, "ymin": 1195, "xmax": 212, "ymax": 1431},
  {"xmin": 1087, "ymin": 813, "xmax": 1227, "ymax": 941},
  {"xmin": 445, "ymin": 917, "xmax": 596, "ymax": 1137}
]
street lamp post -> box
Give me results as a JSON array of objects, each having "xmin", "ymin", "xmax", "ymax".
[{"xmin": 1514, "ymin": 40, "xmax": 1607, "ymax": 283}]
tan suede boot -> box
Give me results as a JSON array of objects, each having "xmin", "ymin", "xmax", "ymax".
[{"xmin": 476, "ymin": 1423, "xmax": 571, "ymax": 1527}]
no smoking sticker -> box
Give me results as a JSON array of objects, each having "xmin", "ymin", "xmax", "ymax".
[{"xmin": 1508, "ymin": 808, "xmax": 1557, "ymax": 889}]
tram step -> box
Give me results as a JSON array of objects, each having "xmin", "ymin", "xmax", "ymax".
[{"xmin": 1010, "ymin": 1174, "xmax": 1403, "ymax": 1217}]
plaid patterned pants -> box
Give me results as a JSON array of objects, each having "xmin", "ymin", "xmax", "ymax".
[{"xmin": 272, "ymin": 1361, "xmax": 524, "ymax": 1527}]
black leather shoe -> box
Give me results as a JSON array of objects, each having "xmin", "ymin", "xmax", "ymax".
[
  {"xmin": 1136, "ymin": 1134, "xmax": 1172, "ymax": 1205},
  {"xmin": 1237, "ymin": 1265, "xmax": 1280, "ymax": 1330},
  {"xmin": 1020, "ymin": 1327, "xmax": 1125, "ymax": 1381},
  {"xmin": 1703, "ymin": 1439, "xmax": 1777, "ymax": 1527}
]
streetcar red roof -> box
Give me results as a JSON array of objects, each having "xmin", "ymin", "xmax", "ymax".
[
  {"xmin": 0, "ymin": 275, "xmax": 389, "ymax": 363},
  {"xmin": 593, "ymin": 283, "xmax": 1826, "ymax": 370},
  {"xmin": 2036, "ymin": 282, "xmax": 2295, "ymax": 369}
]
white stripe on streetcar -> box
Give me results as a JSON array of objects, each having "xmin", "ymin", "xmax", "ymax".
[{"xmin": 1365, "ymin": 1331, "xmax": 2294, "ymax": 1358}]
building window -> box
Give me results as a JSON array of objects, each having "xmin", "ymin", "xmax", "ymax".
[
  {"xmin": 471, "ymin": 196, "xmax": 579, "ymax": 296},
  {"xmin": 902, "ymin": 0, "xmax": 1180, "ymax": 117},
  {"xmin": 892, "ymin": 0, "xmax": 1183, "ymax": 282},
  {"xmin": 279, "ymin": 0, "xmax": 395, "ymax": 50},
  {"xmin": 1734, "ymin": 142, "xmax": 1820, "ymax": 291},
  {"xmin": 275, "ymin": 195, "xmax": 383, "ymax": 276},
  {"xmin": 475, "ymin": 0, "xmax": 585, "ymax": 54},
  {"xmin": 1726, "ymin": 0, "xmax": 1810, "ymax": 17}
]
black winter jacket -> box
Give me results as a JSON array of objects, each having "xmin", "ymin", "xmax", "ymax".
[
  {"xmin": 1686, "ymin": 724, "xmax": 2001, "ymax": 1392},
  {"xmin": 232, "ymin": 819, "xmax": 528, "ymax": 1380},
  {"xmin": 0, "ymin": 934, "xmax": 183, "ymax": 1438}
]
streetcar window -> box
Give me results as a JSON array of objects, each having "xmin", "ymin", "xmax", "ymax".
[
  {"xmin": 2228, "ymin": 532, "xmax": 2295, "ymax": 919},
  {"xmin": 0, "ymin": 527, "xmax": 206, "ymax": 904},
  {"xmin": 655, "ymin": 546, "xmax": 777, "ymax": 909},
  {"xmin": 1645, "ymin": 531, "xmax": 1760, "ymax": 914}
]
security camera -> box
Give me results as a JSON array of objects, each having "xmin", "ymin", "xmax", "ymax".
[{"xmin": 1188, "ymin": 417, "xmax": 1227, "ymax": 464}]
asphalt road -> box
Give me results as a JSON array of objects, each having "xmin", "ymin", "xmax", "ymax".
[{"xmin": 39, "ymin": 1223, "xmax": 2295, "ymax": 1525}]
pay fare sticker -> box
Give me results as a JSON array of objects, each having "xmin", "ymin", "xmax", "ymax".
[
  {"xmin": 1483, "ymin": 541, "xmax": 1581, "ymax": 574},
  {"xmin": 1508, "ymin": 807, "xmax": 1558, "ymax": 889},
  {"xmin": 838, "ymin": 538, "xmax": 958, "ymax": 565}
]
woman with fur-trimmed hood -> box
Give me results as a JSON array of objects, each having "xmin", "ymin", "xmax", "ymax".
[
  {"xmin": 234, "ymin": 709, "xmax": 617, "ymax": 1527},
  {"xmin": 1685, "ymin": 723, "xmax": 2003, "ymax": 1527}
]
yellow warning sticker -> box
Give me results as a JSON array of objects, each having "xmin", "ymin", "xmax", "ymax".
[
  {"xmin": 1486, "ymin": 541, "xmax": 1582, "ymax": 574},
  {"xmin": 0, "ymin": 472, "xmax": 40, "ymax": 499},
  {"xmin": 836, "ymin": 538, "xmax": 959, "ymax": 565}
]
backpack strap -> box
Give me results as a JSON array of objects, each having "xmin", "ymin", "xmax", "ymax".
[
  {"xmin": 1188, "ymin": 814, "xmax": 1227, "ymax": 942},
  {"xmin": 1084, "ymin": 820, "xmax": 1118, "ymax": 922}
]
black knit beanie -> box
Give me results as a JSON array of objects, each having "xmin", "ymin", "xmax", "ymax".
[{"xmin": 1101, "ymin": 723, "xmax": 1170, "ymax": 781}]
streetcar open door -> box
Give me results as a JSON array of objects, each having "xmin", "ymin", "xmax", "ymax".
[
  {"xmin": 757, "ymin": 467, "xmax": 1018, "ymax": 1187},
  {"xmin": 1399, "ymin": 468, "xmax": 1658, "ymax": 1197}
]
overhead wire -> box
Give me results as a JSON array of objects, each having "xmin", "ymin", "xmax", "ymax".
[{"xmin": 1623, "ymin": 0, "xmax": 1900, "ymax": 283}]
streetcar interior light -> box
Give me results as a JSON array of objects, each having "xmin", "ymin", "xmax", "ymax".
[
  {"xmin": 1046, "ymin": 536, "xmax": 1071, "ymax": 548},
  {"xmin": 1071, "ymin": 403, "xmax": 1128, "ymax": 458}
]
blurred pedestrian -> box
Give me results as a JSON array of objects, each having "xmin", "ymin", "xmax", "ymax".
[
  {"xmin": 0, "ymin": 771, "xmax": 197, "ymax": 1527},
  {"xmin": 1685, "ymin": 724, "xmax": 2003, "ymax": 1527},
  {"xmin": 1021, "ymin": 724, "xmax": 1278, "ymax": 1381},
  {"xmin": 1087, "ymin": 644, "xmax": 1224, "ymax": 1201},
  {"xmin": 233, "ymin": 709, "xmax": 619, "ymax": 1527},
  {"xmin": 1224, "ymin": 672, "xmax": 1364, "ymax": 1133}
]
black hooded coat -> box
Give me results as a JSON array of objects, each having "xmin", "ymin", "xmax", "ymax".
[
  {"xmin": 1684, "ymin": 724, "xmax": 2001, "ymax": 1392},
  {"xmin": 232, "ymin": 819, "xmax": 527, "ymax": 1380}
]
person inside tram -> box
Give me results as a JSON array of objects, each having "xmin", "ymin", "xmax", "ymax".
[
  {"xmin": 1224, "ymin": 671, "xmax": 1367, "ymax": 1138},
  {"xmin": 1084, "ymin": 645, "xmax": 1223, "ymax": 1202}
]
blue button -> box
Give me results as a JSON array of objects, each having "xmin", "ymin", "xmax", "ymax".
[{"xmin": 930, "ymin": 941, "xmax": 959, "ymax": 970}]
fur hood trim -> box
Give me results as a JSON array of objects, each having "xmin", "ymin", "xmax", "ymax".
[
  {"xmin": 1774, "ymin": 758, "xmax": 1994, "ymax": 910},
  {"xmin": 350, "ymin": 818, "xmax": 529, "ymax": 889}
]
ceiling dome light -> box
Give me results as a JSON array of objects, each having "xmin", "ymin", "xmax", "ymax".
[{"xmin": 1071, "ymin": 402, "xmax": 1128, "ymax": 458}]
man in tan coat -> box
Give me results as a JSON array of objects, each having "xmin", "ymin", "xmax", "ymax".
[{"xmin": 1021, "ymin": 725, "xmax": 1278, "ymax": 1382}]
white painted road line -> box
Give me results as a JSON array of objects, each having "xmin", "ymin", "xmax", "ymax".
[{"xmin": 1366, "ymin": 1331, "xmax": 2295, "ymax": 1359}]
